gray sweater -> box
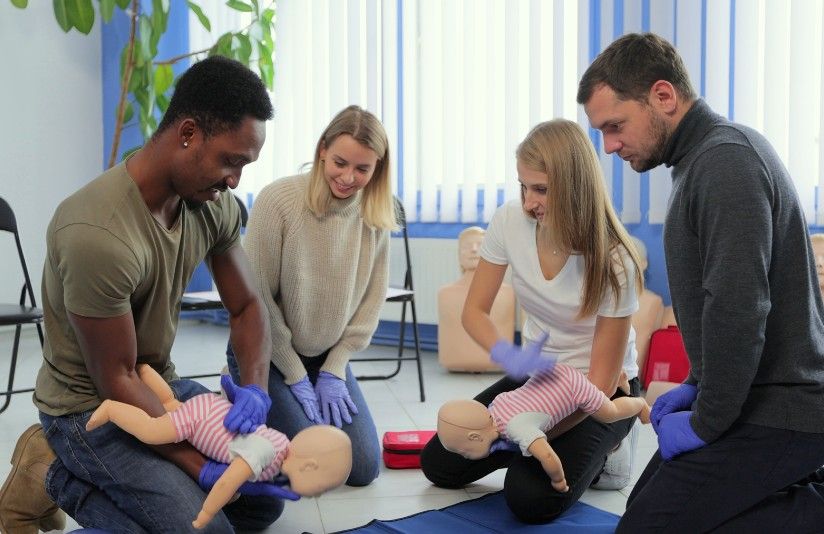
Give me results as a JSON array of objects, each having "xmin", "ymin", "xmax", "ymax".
[{"xmin": 663, "ymin": 99, "xmax": 824, "ymax": 442}]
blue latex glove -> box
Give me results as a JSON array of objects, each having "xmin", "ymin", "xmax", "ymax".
[
  {"xmin": 657, "ymin": 411, "xmax": 707, "ymax": 460},
  {"xmin": 490, "ymin": 332, "xmax": 554, "ymax": 380},
  {"xmin": 221, "ymin": 374, "xmax": 271, "ymax": 434},
  {"xmin": 650, "ymin": 383, "xmax": 698, "ymax": 434},
  {"xmin": 315, "ymin": 371, "xmax": 359, "ymax": 428},
  {"xmin": 198, "ymin": 460, "xmax": 300, "ymax": 501},
  {"xmin": 289, "ymin": 376, "xmax": 322, "ymax": 424},
  {"xmin": 489, "ymin": 438, "xmax": 518, "ymax": 454}
]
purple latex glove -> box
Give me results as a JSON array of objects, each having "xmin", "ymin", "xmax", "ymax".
[
  {"xmin": 650, "ymin": 383, "xmax": 698, "ymax": 434},
  {"xmin": 198, "ymin": 460, "xmax": 300, "ymax": 501},
  {"xmin": 657, "ymin": 411, "xmax": 707, "ymax": 460},
  {"xmin": 289, "ymin": 376, "xmax": 322, "ymax": 424},
  {"xmin": 489, "ymin": 438, "xmax": 518, "ymax": 454},
  {"xmin": 221, "ymin": 374, "xmax": 271, "ymax": 434},
  {"xmin": 315, "ymin": 371, "xmax": 359, "ymax": 428},
  {"xmin": 490, "ymin": 332, "xmax": 554, "ymax": 380}
]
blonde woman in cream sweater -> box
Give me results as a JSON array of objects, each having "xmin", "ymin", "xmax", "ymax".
[{"xmin": 226, "ymin": 105, "xmax": 396, "ymax": 486}]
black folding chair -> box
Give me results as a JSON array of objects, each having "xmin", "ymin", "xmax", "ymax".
[
  {"xmin": 0, "ymin": 197, "xmax": 44, "ymax": 414},
  {"xmin": 351, "ymin": 198, "xmax": 425, "ymax": 401}
]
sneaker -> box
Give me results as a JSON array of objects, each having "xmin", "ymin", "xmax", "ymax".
[
  {"xmin": 590, "ymin": 421, "xmax": 639, "ymax": 491},
  {"xmin": 0, "ymin": 424, "xmax": 66, "ymax": 534}
]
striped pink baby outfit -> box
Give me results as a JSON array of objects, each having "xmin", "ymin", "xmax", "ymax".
[
  {"xmin": 169, "ymin": 393, "xmax": 289, "ymax": 481},
  {"xmin": 489, "ymin": 363, "xmax": 608, "ymax": 435}
]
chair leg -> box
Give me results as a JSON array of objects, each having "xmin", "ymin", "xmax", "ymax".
[
  {"xmin": 409, "ymin": 299, "xmax": 425, "ymax": 402},
  {"xmin": 0, "ymin": 325, "xmax": 23, "ymax": 415}
]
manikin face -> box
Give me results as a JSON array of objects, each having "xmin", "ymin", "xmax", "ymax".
[
  {"xmin": 174, "ymin": 116, "xmax": 266, "ymax": 210},
  {"xmin": 319, "ymin": 134, "xmax": 380, "ymax": 199},
  {"xmin": 459, "ymin": 231, "xmax": 484, "ymax": 273},
  {"xmin": 517, "ymin": 161, "xmax": 548, "ymax": 225},
  {"xmin": 812, "ymin": 239, "xmax": 824, "ymax": 296},
  {"xmin": 584, "ymin": 84, "xmax": 671, "ymax": 173}
]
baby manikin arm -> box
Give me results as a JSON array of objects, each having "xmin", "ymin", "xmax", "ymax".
[{"xmin": 505, "ymin": 412, "xmax": 552, "ymax": 456}]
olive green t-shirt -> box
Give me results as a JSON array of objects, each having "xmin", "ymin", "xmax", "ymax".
[{"xmin": 34, "ymin": 163, "xmax": 240, "ymax": 416}]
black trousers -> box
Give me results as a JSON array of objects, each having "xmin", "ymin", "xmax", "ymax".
[
  {"xmin": 420, "ymin": 375, "xmax": 639, "ymax": 524},
  {"xmin": 618, "ymin": 422, "xmax": 824, "ymax": 533}
]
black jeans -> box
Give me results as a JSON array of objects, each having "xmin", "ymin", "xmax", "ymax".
[
  {"xmin": 618, "ymin": 423, "xmax": 824, "ymax": 533},
  {"xmin": 420, "ymin": 375, "xmax": 639, "ymax": 524}
]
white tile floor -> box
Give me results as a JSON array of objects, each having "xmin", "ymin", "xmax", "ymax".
[{"xmin": 0, "ymin": 321, "xmax": 657, "ymax": 533}]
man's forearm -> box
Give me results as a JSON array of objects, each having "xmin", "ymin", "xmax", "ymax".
[
  {"xmin": 150, "ymin": 442, "xmax": 208, "ymax": 480},
  {"xmin": 229, "ymin": 296, "xmax": 271, "ymax": 388}
]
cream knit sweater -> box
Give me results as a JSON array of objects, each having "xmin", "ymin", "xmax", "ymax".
[{"xmin": 244, "ymin": 174, "xmax": 390, "ymax": 384}]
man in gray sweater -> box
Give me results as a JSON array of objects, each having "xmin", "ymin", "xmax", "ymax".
[{"xmin": 578, "ymin": 32, "xmax": 824, "ymax": 532}]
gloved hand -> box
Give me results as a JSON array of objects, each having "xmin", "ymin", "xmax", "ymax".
[
  {"xmin": 490, "ymin": 332, "xmax": 554, "ymax": 380},
  {"xmin": 198, "ymin": 460, "xmax": 300, "ymax": 501},
  {"xmin": 489, "ymin": 438, "xmax": 518, "ymax": 454},
  {"xmin": 657, "ymin": 411, "xmax": 707, "ymax": 460},
  {"xmin": 221, "ymin": 374, "xmax": 271, "ymax": 434},
  {"xmin": 289, "ymin": 376, "xmax": 322, "ymax": 424},
  {"xmin": 315, "ymin": 371, "xmax": 359, "ymax": 428},
  {"xmin": 650, "ymin": 383, "xmax": 698, "ymax": 434}
]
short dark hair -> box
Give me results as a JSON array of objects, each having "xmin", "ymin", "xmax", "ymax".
[
  {"xmin": 155, "ymin": 55, "xmax": 274, "ymax": 138},
  {"xmin": 577, "ymin": 33, "xmax": 696, "ymax": 105}
]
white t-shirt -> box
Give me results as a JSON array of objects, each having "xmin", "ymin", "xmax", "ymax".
[{"xmin": 480, "ymin": 200, "xmax": 640, "ymax": 378}]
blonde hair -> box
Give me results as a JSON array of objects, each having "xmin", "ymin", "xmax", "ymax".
[
  {"xmin": 516, "ymin": 119, "xmax": 643, "ymax": 318},
  {"xmin": 307, "ymin": 105, "xmax": 397, "ymax": 230},
  {"xmin": 811, "ymin": 233, "xmax": 824, "ymax": 246}
]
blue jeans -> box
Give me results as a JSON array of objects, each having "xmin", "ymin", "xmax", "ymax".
[
  {"xmin": 40, "ymin": 378, "xmax": 283, "ymax": 533},
  {"xmin": 227, "ymin": 349, "xmax": 381, "ymax": 486}
]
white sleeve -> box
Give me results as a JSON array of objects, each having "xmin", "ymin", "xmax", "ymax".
[
  {"xmin": 505, "ymin": 412, "xmax": 551, "ymax": 456},
  {"xmin": 479, "ymin": 203, "xmax": 509, "ymax": 265}
]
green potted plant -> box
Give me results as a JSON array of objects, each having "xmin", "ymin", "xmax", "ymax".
[{"xmin": 9, "ymin": 0, "xmax": 275, "ymax": 167}]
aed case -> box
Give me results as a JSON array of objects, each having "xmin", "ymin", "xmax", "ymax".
[{"xmin": 382, "ymin": 430, "xmax": 436, "ymax": 469}]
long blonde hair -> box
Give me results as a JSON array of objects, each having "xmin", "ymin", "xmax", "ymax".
[
  {"xmin": 516, "ymin": 119, "xmax": 643, "ymax": 318},
  {"xmin": 306, "ymin": 105, "xmax": 397, "ymax": 230}
]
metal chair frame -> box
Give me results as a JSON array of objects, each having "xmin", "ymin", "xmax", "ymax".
[
  {"xmin": 352, "ymin": 198, "xmax": 425, "ymax": 402},
  {"xmin": 0, "ymin": 197, "xmax": 44, "ymax": 414}
]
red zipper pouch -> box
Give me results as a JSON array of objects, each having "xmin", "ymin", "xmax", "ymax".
[{"xmin": 382, "ymin": 430, "xmax": 437, "ymax": 469}]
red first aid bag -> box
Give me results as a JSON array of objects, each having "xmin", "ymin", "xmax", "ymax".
[
  {"xmin": 382, "ymin": 430, "xmax": 436, "ymax": 469},
  {"xmin": 642, "ymin": 325, "xmax": 690, "ymax": 389}
]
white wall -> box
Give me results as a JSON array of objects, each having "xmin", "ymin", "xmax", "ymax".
[{"xmin": 0, "ymin": 3, "xmax": 103, "ymax": 306}]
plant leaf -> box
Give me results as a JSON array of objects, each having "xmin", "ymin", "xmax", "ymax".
[
  {"xmin": 186, "ymin": 1, "xmax": 211, "ymax": 32},
  {"xmin": 52, "ymin": 0, "xmax": 73, "ymax": 32},
  {"xmin": 226, "ymin": 0, "xmax": 253, "ymax": 13},
  {"xmin": 115, "ymin": 0, "xmax": 131, "ymax": 9},
  {"xmin": 235, "ymin": 33, "xmax": 252, "ymax": 63},
  {"xmin": 123, "ymin": 101, "xmax": 134, "ymax": 124},
  {"xmin": 11, "ymin": 0, "xmax": 29, "ymax": 8},
  {"xmin": 153, "ymin": 64, "xmax": 174, "ymax": 94},
  {"xmin": 69, "ymin": 0, "xmax": 95, "ymax": 34},
  {"xmin": 99, "ymin": 0, "xmax": 115, "ymax": 22},
  {"xmin": 259, "ymin": 62, "xmax": 273, "ymax": 89},
  {"xmin": 138, "ymin": 14, "xmax": 153, "ymax": 59}
]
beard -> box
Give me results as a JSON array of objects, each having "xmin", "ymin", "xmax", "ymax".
[{"xmin": 632, "ymin": 112, "xmax": 671, "ymax": 172}]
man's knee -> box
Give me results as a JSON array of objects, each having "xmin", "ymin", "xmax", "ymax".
[{"xmin": 225, "ymin": 495, "xmax": 284, "ymax": 530}]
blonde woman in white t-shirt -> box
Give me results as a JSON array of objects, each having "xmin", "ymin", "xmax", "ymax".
[{"xmin": 421, "ymin": 118, "xmax": 644, "ymax": 524}]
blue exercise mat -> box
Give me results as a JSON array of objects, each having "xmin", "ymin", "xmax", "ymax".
[{"xmin": 333, "ymin": 491, "xmax": 619, "ymax": 533}]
